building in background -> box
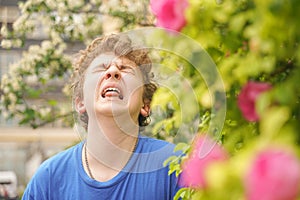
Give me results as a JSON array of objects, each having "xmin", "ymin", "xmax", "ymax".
[{"xmin": 0, "ymin": 0, "xmax": 81, "ymax": 193}]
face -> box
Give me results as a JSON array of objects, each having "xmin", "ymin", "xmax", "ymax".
[{"xmin": 76, "ymin": 53, "xmax": 147, "ymax": 126}]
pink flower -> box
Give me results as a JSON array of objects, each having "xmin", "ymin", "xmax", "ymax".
[
  {"xmin": 179, "ymin": 135, "xmax": 228, "ymax": 188},
  {"xmin": 245, "ymin": 149, "xmax": 300, "ymax": 200},
  {"xmin": 150, "ymin": 0, "xmax": 188, "ymax": 32},
  {"xmin": 238, "ymin": 81, "xmax": 272, "ymax": 122}
]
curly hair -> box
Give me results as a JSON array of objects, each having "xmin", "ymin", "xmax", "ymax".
[{"xmin": 71, "ymin": 33, "xmax": 157, "ymax": 130}]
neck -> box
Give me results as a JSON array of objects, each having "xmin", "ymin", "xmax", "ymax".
[
  {"xmin": 84, "ymin": 114, "xmax": 139, "ymax": 179},
  {"xmin": 87, "ymin": 114, "xmax": 139, "ymax": 147}
]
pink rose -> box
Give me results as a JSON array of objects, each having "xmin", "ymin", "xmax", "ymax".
[
  {"xmin": 150, "ymin": 0, "xmax": 188, "ymax": 32},
  {"xmin": 179, "ymin": 135, "xmax": 228, "ymax": 188},
  {"xmin": 245, "ymin": 149, "xmax": 300, "ymax": 200},
  {"xmin": 238, "ymin": 81, "xmax": 272, "ymax": 122}
]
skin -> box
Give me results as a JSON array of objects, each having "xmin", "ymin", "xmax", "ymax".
[{"xmin": 75, "ymin": 53, "xmax": 150, "ymax": 181}]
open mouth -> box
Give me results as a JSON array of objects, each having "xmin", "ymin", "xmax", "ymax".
[{"xmin": 101, "ymin": 87, "xmax": 123, "ymax": 99}]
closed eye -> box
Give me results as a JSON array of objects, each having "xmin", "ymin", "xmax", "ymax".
[
  {"xmin": 119, "ymin": 65, "xmax": 135, "ymax": 73},
  {"xmin": 92, "ymin": 63, "xmax": 108, "ymax": 72}
]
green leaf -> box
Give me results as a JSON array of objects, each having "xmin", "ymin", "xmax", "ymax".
[
  {"xmin": 174, "ymin": 143, "xmax": 190, "ymax": 153},
  {"xmin": 163, "ymin": 156, "xmax": 178, "ymax": 167},
  {"xmin": 173, "ymin": 188, "xmax": 194, "ymax": 200},
  {"xmin": 48, "ymin": 100, "xmax": 58, "ymax": 106},
  {"xmin": 26, "ymin": 88, "xmax": 42, "ymax": 98}
]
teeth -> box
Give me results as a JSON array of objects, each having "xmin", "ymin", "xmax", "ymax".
[
  {"xmin": 102, "ymin": 87, "xmax": 122, "ymax": 98},
  {"xmin": 104, "ymin": 87, "xmax": 120, "ymax": 94}
]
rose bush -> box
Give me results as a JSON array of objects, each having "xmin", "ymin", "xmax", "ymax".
[
  {"xmin": 149, "ymin": 0, "xmax": 300, "ymax": 199},
  {"xmin": 238, "ymin": 81, "xmax": 272, "ymax": 122},
  {"xmin": 179, "ymin": 135, "xmax": 228, "ymax": 189},
  {"xmin": 1, "ymin": 0, "xmax": 300, "ymax": 199},
  {"xmin": 150, "ymin": 0, "xmax": 188, "ymax": 32},
  {"xmin": 245, "ymin": 149, "xmax": 300, "ymax": 200}
]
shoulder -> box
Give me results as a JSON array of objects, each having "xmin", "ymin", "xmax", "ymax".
[
  {"xmin": 27, "ymin": 142, "xmax": 83, "ymax": 184},
  {"xmin": 128, "ymin": 135, "xmax": 179, "ymax": 173},
  {"xmin": 22, "ymin": 142, "xmax": 83, "ymax": 199},
  {"xmin": 41, "ymin": 142, "xmax": 82, "ymax": 170},
  {"xmin": 138, "ymin": 135, "xmax": 176, "ymax": 152}
]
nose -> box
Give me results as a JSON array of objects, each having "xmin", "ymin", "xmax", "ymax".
[{"xmin": 104, "ymin": 64, "xmax": 121, "ymax": 80}]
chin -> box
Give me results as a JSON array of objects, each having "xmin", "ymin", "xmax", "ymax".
[{"xmin": 95, "ymin": 103, "xmax": 128, "ymax": 116}]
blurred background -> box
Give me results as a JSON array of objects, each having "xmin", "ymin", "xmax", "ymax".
[
  {"xmin": 0, "ymin": 0, "xmax": 80, "ymax": 197},
  {"xmin": 1, "ymin": 0, "xmax": 300, "ymax": 199}
]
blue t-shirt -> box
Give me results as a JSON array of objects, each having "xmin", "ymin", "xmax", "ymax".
[{"xmin": 22, "ymin": 135, "xmax": 181, "ymax": 200}]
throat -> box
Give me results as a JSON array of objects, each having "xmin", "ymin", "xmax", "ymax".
[{"xmin": 83, "ymin": 136, "xmax": 138, "ymax": 181}]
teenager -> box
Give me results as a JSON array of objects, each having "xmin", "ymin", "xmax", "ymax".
[{"xmin": 22, "ymin": 33, "xmax": 180, "ymax": 200}]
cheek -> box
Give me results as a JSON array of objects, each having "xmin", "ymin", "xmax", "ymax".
[
  {"xmin": 82, "ymin": 76, "xmax": 99, "ymax": 103},
  {"xmin": 126, "ymin": 77, "xmax": 144, "ymax": 99}
]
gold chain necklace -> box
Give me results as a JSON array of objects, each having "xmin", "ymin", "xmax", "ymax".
[
  {"xmin": 84, "ymin": 138, "xmax": 138, "ymax": 180},
  {"xmin": 84, "ymin": 143, "xmax": 95, "ymax": 179}
]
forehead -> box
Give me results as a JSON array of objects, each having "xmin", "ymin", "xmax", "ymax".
[{"xmin": 88, "ymin": 53, "xmax": 138, "ymax": 69}]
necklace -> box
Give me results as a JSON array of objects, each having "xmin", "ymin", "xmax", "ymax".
[
  {"xmin": 84, "ymin": 143, "xmax": 95, "ymax": 179},
  {"xmin": 84, "ymin": 137, "xmax": 139, "ymax": 180}
]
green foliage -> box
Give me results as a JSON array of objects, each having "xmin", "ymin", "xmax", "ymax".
[
  {"xmin": 1, "ymin": 0, "xmax": 300, "ymax": 198},
  {"xmin": 174, "ymin": 188, "xmax": 194, "ymax": 200},
  {"xmin": 148, "ymin": 0, "xmax": 300, "ymax": 199}
]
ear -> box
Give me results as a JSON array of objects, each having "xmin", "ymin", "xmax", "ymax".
[
  {"xmin": 75, "ymin": 97, "xmax": 86, "ymax": 114},
  {"xmin": 140, "ymin": 103, "xmax": 150, "ymax": 117}
]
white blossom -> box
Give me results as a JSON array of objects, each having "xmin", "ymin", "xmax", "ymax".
[
  {"xmin": 82, "ymin": 3, "xmax": 92, "ymax": 12},
  {"xmin": 8, "ymin": 93, "xmax": 17, "ymax": 104},
  {"xmin": 28, "ymin": 45, "xmax": 40, "ymax": 54},
  {"xmin": 102, "ymin": 15, "xmax": 123, "ymax": 34},
  {"xmin": 12, "ymin": 39, "xmax": 22, "ymax": 47},
  {"xmin": 99, "ymin": 0, "xmax": 120, "ymax": 13},
  {"xmin": 22, "ymin": 59, "xmax": 35, "ymax": 74},
  {"xmin": 62, "ymin": 84, "xmax": 71, "ymax": 96},
  {"xmin": 45, "ymin": 0, "xmax": 57, "ymax": 9},
  {"xmin": 0, "ymin": 25, "xmax": 8, "ymax": 37},
  {"xmin": 1, "ymin": 40, "xmax": 12, "ymax": 48},
  {"xmin": 3, "ymin": 86, "xmax": 10, "ymax": 94},
  {"xmin": 57, "ymin": 3, "xmax": 68, "ymax": 16},
  {"xmin": 31, "ymin": 105, "xmax": 38, "ymax": 112},
  {"xmin": 2, "ymin": 110, "xmax": 9, "ymax": 118},
  {"xmin": 67, "ymin": 0, "xmax": 84, "ymax": 9},
  {"xmin": 26, "ymin": 75, "xmax": 38, "ymax": 84},
  {"xmin": 39, "ymin": 107, "xmax": 51, "ymax": 118},
  {"xmin": 90, "ymin": 0, "xmax": 102, "ymax": 5},
  {"xmin": 1, "ymin": 74, "xmax": 9, "ymax": 85},
  {"xmin": 11, "ymin": 80, "xmax": 21, "ymax": 91},
  {"xmin": 50, "ymin": 31, "xmax": 63, "ymax": 45},
  {"xmin": 0, "ymin": 95, "xmax": 5, "ymax": 106},
  {"xmin": 13, "ymin": 14, "xmax": 29, "ymax": 31},
  {"xmin": 50, "ymin": 60, "xmax": 60, "ymax": 71},
  {"xmin": 25, "ymin": 19, "xmax": 35, "ymax": 29},
  {"xmin": 19, "ymin": 1, "xmax": 31, "ymax": 13},
  {"xmin": 40, "ymin": 71, "xmax": 50, "ymax": 80},
  {"xmin": 124, "ymin": 0, "xmax": 143, "ymax": 13},
  {"xmin": 41, "ymin": 40, "xmax": 52, "ymax": 51},
  {"xmin": 30, "ymin": 0, "xmax": 44, "ymax": 5},
  {"xmin": 8, "ymin": 64, "xmax": 19, "ymax": 76},
  {"xmin": 56, "ymin": 43, "xmax": 67, "ymax": 55},
  {"xmin": 8, "ymin": 104, "xmax": 16, "ymax": 112},
  {"xmin": 24, "ymin": 50, "xmax": 43, "ymax": 64}
]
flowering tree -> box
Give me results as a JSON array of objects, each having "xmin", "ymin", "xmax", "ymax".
[
  {"xmin": 1, "ymin": 0, "xmax": 300, "ymax": 199},
  {"xmin": 0, "ymin": 0, "xmax": 152, "ymax": 128}
]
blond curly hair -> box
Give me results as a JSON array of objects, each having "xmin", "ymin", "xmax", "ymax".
[{"xmin": 72, "ymin": 34, "xmax": 157, "ymax": 130}]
